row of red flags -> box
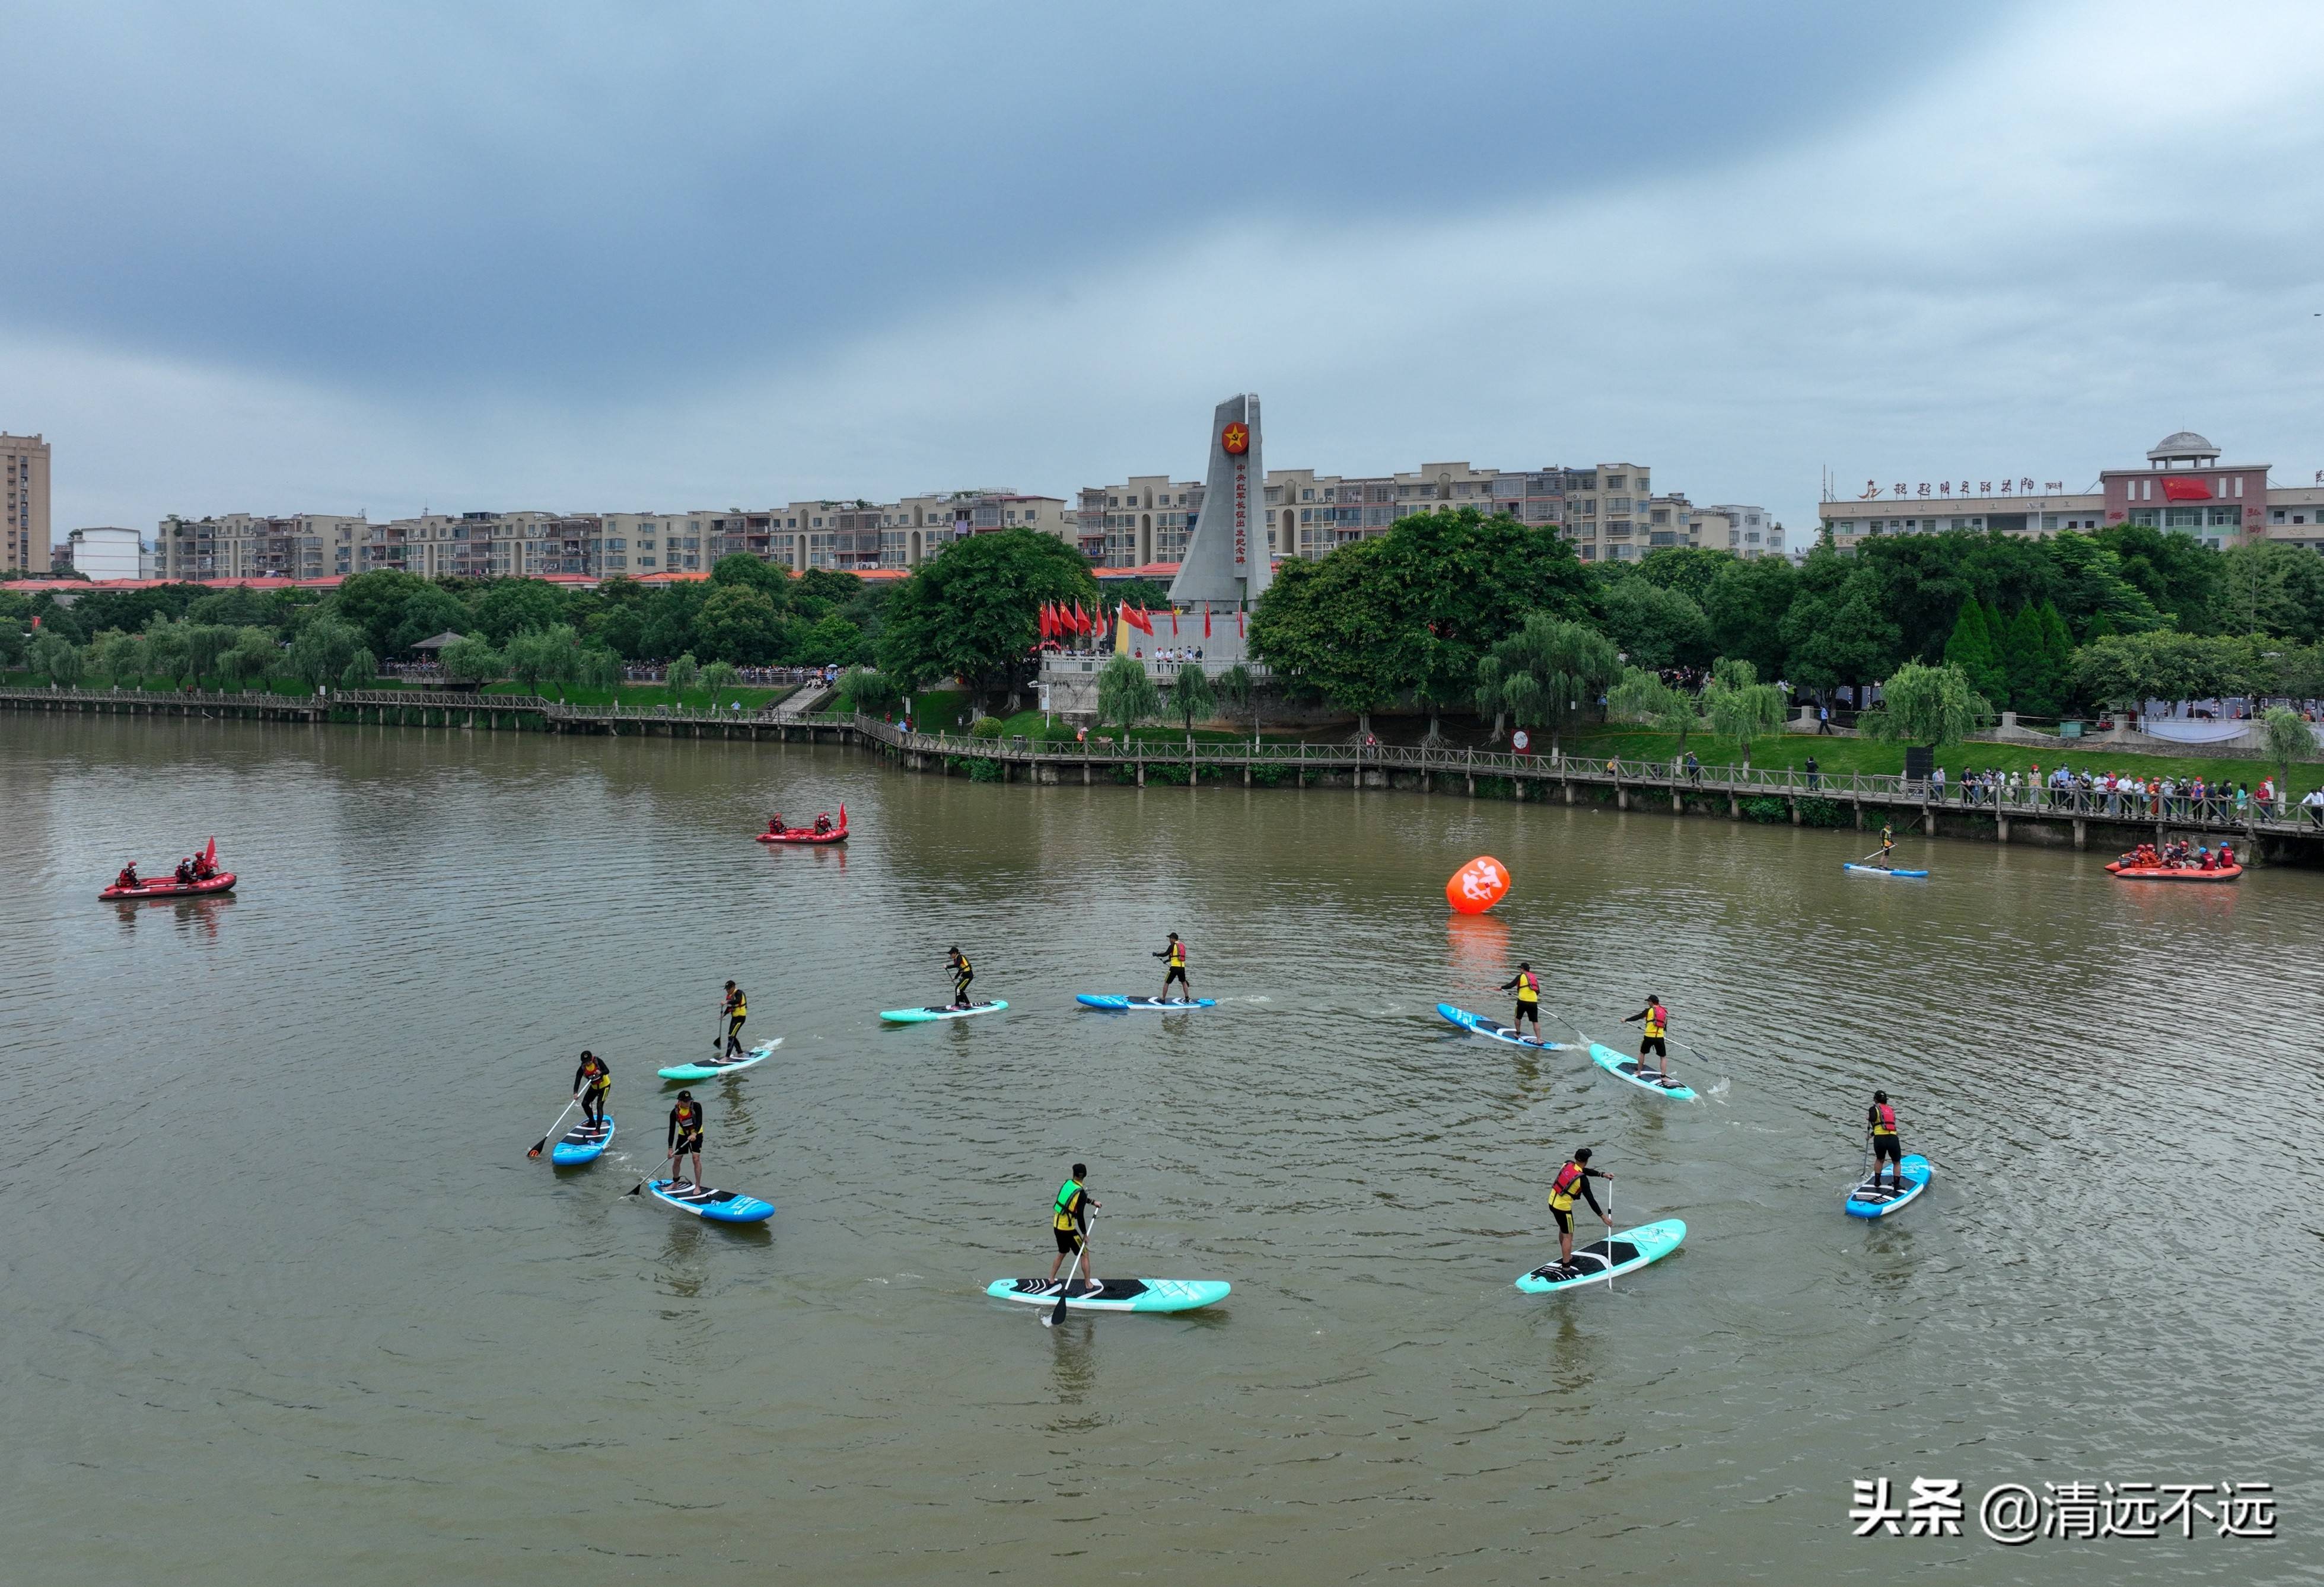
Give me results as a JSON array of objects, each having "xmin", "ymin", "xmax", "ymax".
[{"xmin": 1038, "ymin": 600, "xmax": 1240, "ymax": 642}]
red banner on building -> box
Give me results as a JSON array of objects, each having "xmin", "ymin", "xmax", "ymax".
[{"xmin": 2160, "ymin": 477, "xmax": 2212, "ymax": 501}]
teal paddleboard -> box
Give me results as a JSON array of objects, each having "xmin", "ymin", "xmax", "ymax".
[
  {"xmin": 659, "ymin": 1038, "xmax": 781, "ymax": 1081},
  {"xmin": 1076, "ymin": 995, "xmax": 1217, "ymax": 1011},
  {"xmin": 1587, "ymin": 1041, "xmax": 1696, "ymax": 1100},
  {"xmin": 1438, "ymin": 1002, "xmax": 1569, "ymax": 1050},
  {"xmin": 984, "ymin": 1277, "xmax": 1230, "ymax": 1313},
  {"xmin": 1516, "ymin": 1219, "xmax": 1686, "ymax": 1293},
  {"xmin": 881, "ymin": 999, "xmax": 1007, "ymax": 1023}
]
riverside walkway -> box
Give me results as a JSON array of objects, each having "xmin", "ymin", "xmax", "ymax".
[{"xmin": 9, "ymin": 686, "xmax": 2317, "ymax": 859}]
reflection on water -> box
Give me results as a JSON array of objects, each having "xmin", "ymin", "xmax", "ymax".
[{"xmin": 1, "ymin": 716, "xmax": 2319, "ymax": 1587}]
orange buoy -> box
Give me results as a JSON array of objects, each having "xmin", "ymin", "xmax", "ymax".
[{"xmin": 1446, "ymin": 856, "xmax": 1510, "ymax": 914}]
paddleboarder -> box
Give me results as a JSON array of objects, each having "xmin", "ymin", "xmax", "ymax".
[
  {"xmin": 1877, "ymin": 822, "xmax": 1896, "ymax": 871},
  {"xmin": 1046, "ymin": 1162, "xmax": 1101, "ymax": 1295},
  {"xmin": 572, "ymin": 1050, "xmax": 612, "ymax": 1130},
  {"xmin": 1154, "ymin": 932, "xmax": 1192, "ymax": 1003},
  {"xmin": 1548, "ymin": 1148, "xmax": 1613, "ymax": 1265},
  {"xmin": 1622, "ymin": 995, "xmax": 1673, "ymax": 1080},
  {"xmin": 1865, "ymin": 1090, "xmax": 1904, "ymax": 1191},
  {"xmin": 1497, "ymin": 962, "xmax": 1544, "ymax": 1043},
  {"xmin": 720, "ymin": 981, "xmax": 749, "ymax": 1057},
  {"xmin": 667, "ymin": 1090, "xmax": 706, "ymax": 1187},
  {"xmin": 947, "ymin": 946, "xmax": 974, "ymax": 1009}
]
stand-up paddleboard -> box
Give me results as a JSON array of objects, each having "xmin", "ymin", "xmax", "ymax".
[
  {"xmin": 983, "ymin": 1277, "xmax": 1230, "ymax": 1314},
  {"xmin": 549, "ymin": 1117, "xmax": 615, "ymax": 1166},
  {"xmin": 658, "ymin": 1038, "xmax": 781, "ymax": 1082},
  {"xmin": 1587, "ymin": 1041, "xmax": 1696, "ymax": 1100},
  {"xmin": 881, "ymin": 1000, "xmax": 1008, "ymax": 1023},
  {"xmin": 1438, "ymin": 1003, "xmax": 1570, "ymax": 1050},
  {"xmin": 1844, "ymin": 1153, "xmax": 1931, "ymax": 1218},
  {"xmin": 1844, "ymin": 863, "xmax": 1930, "ymax": 878},
  {"xmin": 644, "ymin": 1180, "xmax": 775, "ymax": 1223},
  {"xmin": 1516, "ymin": 1219, "xmax": 1686, "ymax": 1293},
  {"xmin": 1075, "ymin": 995, "xmax": 1218, "ymax": 1011}
]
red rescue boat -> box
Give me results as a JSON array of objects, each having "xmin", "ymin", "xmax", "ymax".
[
  {"xmin": 2104, "ymin": 861, "xmax": 2242, "ymax": 882},
  {"xmin": 755, "ymin": 803, "xmax": 849, "ymax": 845},
  {"xmin": 101, "ymin": 838, "xmax": 238, "ymax": 900}
]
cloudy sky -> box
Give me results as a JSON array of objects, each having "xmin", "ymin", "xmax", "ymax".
[{"xmin": 8, "ymin": 1, "xmax": 2324, "ymax": 541}]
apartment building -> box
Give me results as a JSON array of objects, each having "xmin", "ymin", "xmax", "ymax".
[
  {"xmin": 3, "ymin": 432, "xmax": 52, "ymax": 573},
  {"xmin": 711, "ymin": 490, "xmax": 1068, "ymax": 572},
  {"xmin": 1817, "ymin": 431, "xmax": 2324, "ymax": 555},
  {"xmin": 61, "ymin": 526, "xmax": 150, "ymax": 580},
  {"xmin": 1084, "ymin": 458, "xmax": 1666, "ymax": 568},
  {"xmin": 158, "ymin": 512, "xmax": 373, "ymax": 581},
  {"xmin": 1689, "ymin": 503, "xmax": 1786, "ymax": 559}
]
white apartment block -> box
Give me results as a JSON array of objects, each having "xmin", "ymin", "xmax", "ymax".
[
  {"xmin": 1080, "ymin": 460, "xmax": 1675, "ymax": 568},
  {"xmin": 158, "ymin": 513, "xmax": 372, "ymax": 581},
  {"xmin": 61, "ymin": 526, "xmax": 150, "ymax": 580},
  {"xmin": 711, "ymin": 490, "xmax": 1068, "ymax": 572},
  {"xmin": 4, "ymin": 432, "xmax": 52, "ymax": 573},
  {"xmin": 1689, "ymin": 503, "xmax": 1787, "ymax": 559}
]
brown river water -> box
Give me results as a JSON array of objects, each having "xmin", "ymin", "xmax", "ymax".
[{"xmin": 2, "ymin": 715, "xmax": 2318, "ymax": 1585}]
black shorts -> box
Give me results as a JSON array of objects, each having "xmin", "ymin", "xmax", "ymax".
[
  {"xmin": 1873, "ymin": 1136, "xmax": 1900, "ymax": 1162},
  {"xmin": 673, "ymin": 1134, "xmax": 703, "ymax": 1156},
  {"xmin": 1053, "ymin": 1226, "xmax": 1083, "ymax": 1254},
  {"xmin": 1551, "ymin": 1206, "xmax": 1573, "ymax": 1233},
  {"xmin": 1514, "ymin": 1003, "xmax": 1538, "ymax": 1025},
  {"xmin": 1165, "ymin": 966, "xmax": 1189, "ymax": 985},
  {"xmin": 1641, "ymin": 1035, "xmax": 1667, "ymax": 1057}
]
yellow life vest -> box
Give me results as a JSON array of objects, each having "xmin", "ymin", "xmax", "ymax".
[
  {"xmin": 1168, "ymin": 942, "xmax": 1186, "ymax": 969},
  {"xmin": 1052, "ymin": 1178, "xmax": 1083, "ymax": 1231},
  {"xmin": 1516, "ymin": 971, "xmax": 1539, "ymax": 1005}
]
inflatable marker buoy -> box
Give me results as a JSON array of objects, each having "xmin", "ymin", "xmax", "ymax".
[{"xmin": 1447, "ymin": 856, "xmax": 1510, "ymax": 915}]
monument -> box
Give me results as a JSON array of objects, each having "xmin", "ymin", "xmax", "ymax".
[{"xmin": 1167, "ymin": 393, "xmax": 1272, "ymax": 610}]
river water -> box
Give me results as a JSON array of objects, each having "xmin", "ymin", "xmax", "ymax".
[{"xmin": 4, "ymin": 715, "xmax": 2317, "ymax": 1585}]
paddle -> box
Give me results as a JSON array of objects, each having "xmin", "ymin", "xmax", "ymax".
[
  {"xmin": 1045, "ymin": 1212, "xmax": 1094, "ymax": 1327},
  {"xmin": 626, "ymin": 1148, "xmax": 679, "ymax": 1197},
  {"xmin": 527, "ymin": 1097, "xmax": 578, "ymax": 1161},
  {"xmin": 1602, "ymin": 1178, "xmax": 1615, "ymax": 1292},
  {"xmin": 712, "ymin": 1008, "xmax": 725, "ymax": 1052}
]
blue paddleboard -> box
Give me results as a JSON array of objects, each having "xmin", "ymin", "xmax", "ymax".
[
  {"xmin": 1845, "ymin": 1153, "xmax": 1931, "ymax": 1218},
  {"xmin": 1516, "ymin": 1219, "xmax": 1686, "ymax": 1293},
  {"xmin": 984, "ymin": 1277, "xmax": 1230, "ymax": 1313},
  {"xmin": 1076, "ymin": 995, "xmax": 1218, "ymax": 1011},
  {"xmin": 659, "ymin": 1038, "xmax": 781, "ymax": 1081},
  {"xmin": 549, "ymin": 1116, "xmax": 615, "ymax": 1167},
  {"xmin": 1587, "ymin": 1040, "xmax": 1696, "ymax": 1100},
  {"xmin": 1844, "ymin": 863, "xmax": 1929, "ymax": 878},
  {"xmin": 644, "ymin": 1179, "xmax": 775, "ymax": 1223},
  {"xmin": 1438, "ymin": 1002, "xmax": 1569, "ymax": 1050}
]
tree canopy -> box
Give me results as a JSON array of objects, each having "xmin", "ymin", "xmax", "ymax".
[{"xmin": 874, "ymin": 528, "xmax": 1099, "ymax": 707}]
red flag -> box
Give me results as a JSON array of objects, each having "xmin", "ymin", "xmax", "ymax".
[
  {"xmin": 1129, "ymin": 603, "xmax": 1155, "ymax": 636},
  {"xmin": 1169, "ymin": 608, "xmax": 1179, "ymax": 636},
  {"xmin": 1203, "ymin": 607, "xmax": 1212, "ymax": 639},
  {"xmin": 203, "ymin": 836, "xmax": 216, "ymax": 866},
  {"xmin": 1045, "ymin": 602, "xmax": 1059, "ymax": 640},
  {"xmin": 1037, "ymin": 602, "xmax": 1050, "ymax": 640},
  {"xmin": 1237, "ymin": 609, "xmax": 1245, "ymax": 638},
  {"xmin": 1072, "ymin": 600, "xmax": 1088, "ymax": 636},
  {"xmin": 2160, "ymin": 477, "xmax": 2212, "ymax": 501}
]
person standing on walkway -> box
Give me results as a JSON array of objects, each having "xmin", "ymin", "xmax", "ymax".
[
  {"xmin": 1805, "ymin": 754, "xmax": 1820, "ymax": 791},
  {"xmin": 1623, "ymin": 995, "xmax": 1672, "ymax": 1079}
]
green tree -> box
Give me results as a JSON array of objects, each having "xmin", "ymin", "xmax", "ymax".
[
  {"xmin": 805, "ymin": 613, "xmax": 865, "ymax": 665},
  {"xmin": 384, "ymin": 585, "xmax": 475, "ymax": 654},
  {"xmin": 1634, "ymin": 544, "xmax": 1733, "ymax": 608},
  {"xmin": 340, "ymin": 647, "xmax": 378, "ymax": 689},
  {"xmin": 1941, "ymin": 598, "xmax": 2005, "ymax": 704},
  {"xmin": 330, "ymin": 570, "xmax": 436, "ymax": 655},
  {"xmin": 2046, "ymin": 533, "xmax": 2166, "ymax": 640},
  {"xmin": 1478, "ymin": 613, "xmax": 1621, "ymax": 756},
  {"xmin": 2037, "ymin": 603, "xmax": 2076, "ymax": 710},
  {"xmin": 504, "ymin": 623, "xmax": 582, "ymax": 698},
  {"xmin": 700, "ymin": 660, "xmax": 741, "ymax": 708},
  {"xmin": 2261, "ymin": 706, "xmax": 2318, "ymax": 802},
  {"xmin": 1096, "ymin": 651, "xmax": 1160, "ymax": 734},
  {"xmin": 1606, "ymin": 665, "xmax": 1702, "ymax": 751},
  {"xmin": 218, "ymin": 626, "xmax": 279, "ymax": 690},
  {"xmin": 1783, "ymin": 576, "xmax": 1902, "ymax": 700},
  {"xmin": 574, "ymin": 644, "xmax": 622, "ymax": 703},
  {"xmin": 288, "ymin": 617, "xmax": 368, "ymax": 690},
  {"xmin": 1599, "ymin": 577, "xmax": 1710, "ymax": 670},
  {"xmin": 30, "ymin": 632, "xmax": 84, "ymax": 684},
  {"xmin": 709, "ymin": 551, "xmax": 794, "ymax": 599},
  {"xmin": 1212, "ymin": 662, "xmax": 1260, "ymax": 741},
  {"xmin": 840, "ymin": 667, "xmax": 903, "ymax": 718},
  {"xmin": 2072, "ymin": 630, "xmax": 2260, "ymax": 712},
  {"xmin": 1169, "ymin": 663, "xmax": 1215, "ymax": 731},
  {"xmin": 2099, "ymin": 522, "xmax": 2229, "ymax": 634},
  {"xmin": 186, "ymin": 623, "xmax": 236, "ymax": 683},
  {"xmin": 693, "ymin": 585, "xmax": 787, "ymax": 664},
  {"xmin": 438, "ymin": 635, "xmax": 504, "ymax": 686},
  {"xmin": 875, "ymin": 528, "xmax": 1099, "ymax": 712},
  {"xmin": 2221, "ymin": 540, "xmax": 2324, "ymax": 641},
  {"xmin": 143, "ymin": 615, "xmax": 193, "ymax": 683},
  {"xmin": 1703, "ymin": 555, "xmax": 1798, "ymax": 680},
  {"xmin": 472, "ymin": 578, "xmax": 569, "ymax": 643},
  {"xmin": 664, "ymin": 652, "xmax": 702, "ymax": 694},
  {"xmin": 90, "ymin": 628, "xmax": 150, "ymax": 684},
  {"xmin": 1858, "ymin": 661, "xmax": 1987, "ymax": 751},
  {"xmin": 1700, "ymin": 657, "xmax": 1788, "ymax": 767},
  {"xmin": 1247, "ymin": 543, "xmax": 1408, "ymax": 737},
  {"xmin": 2000, "ymin": 604, "xmax": 2064, "ymax": 717},
  {"xmin": 639, "ymin": 582, "xmax": 708, "ymax": 659}
]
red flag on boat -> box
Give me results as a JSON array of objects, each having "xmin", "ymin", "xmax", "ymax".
[{"xmin": 203, "ymin": 836, "xmax": 216, "ymax": 866}]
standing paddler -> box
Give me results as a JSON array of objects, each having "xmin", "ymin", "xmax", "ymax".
[
  {"xmin": 1154, "ymin": 932, "xmax": 1192, "ymax": 1003},
  {"xmin": 1865, "ymin": 1090, "xmax": 1904, "ymax": 1191},
  {"xmin": 720, "ymin": 980, "xmax": 749, "ymax": 1057},
  {"xmin": 1622, "ymin": 994, "xmax": 1673, "ymax": 1081},
  {"xmin": 946, "ymin": 946, "xmax": 975, "ymax": 1009},
  {"xmin": 1046, "ymin": 1161, "xmax": 1101, "ymax": 1295},
  {"xmin": 572, "ymin": 1050, "xmax": 612, "ymax": 1130},
  {"xmin": 667, "ymin": 1090, "xmax": 706, "ymax": 1187},
  {"xmin": 1548, "ymin": 1147, "xmax": 1613, "ymax": 1266},
  {"xmin": 1497, "ymin": 961, "xmax": 1544, "ymax": 1043}
]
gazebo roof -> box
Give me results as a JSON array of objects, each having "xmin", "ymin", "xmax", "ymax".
[{"xmin": 412, "ymin": 630, "xmax": 465, "ymax": 651}]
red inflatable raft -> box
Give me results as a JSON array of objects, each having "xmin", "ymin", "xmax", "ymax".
[
  {"xmin": 756, "ymin": 804, "xmax": 848, "ymax": 845},
  {"xmin": 101, "ymin": 872, "xmax": 238, "ymax": 901},
  {"xmin": 2104, "ymin": 862, "xmax": 2242, "ymax": 882}
]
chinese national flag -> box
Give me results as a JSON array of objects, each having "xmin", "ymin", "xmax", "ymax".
[
  {"xmin": 1170, "ymin": 608, "xmax": 1179, "ymax": 636},
  {"xmin": 1204, "ymin": 607, "xmax": 1212, "ymax": 639},
  {"xmin": 1129, "ymin": 603, "xmax": 1155, "ymax": 636},
  {"xmin": 1072, "ymin": 600, "xmax": 1088, "ymax": 636},
  {"xmin": 1237, "ymin": 610, "xmax": 1245, "ymax": 638},
  {"xmin": 1037, "ymin": 602, "xmax": 1052, "ymax": 640},
  {"xmin": 2160, "ymin": 477, "xmax": 2212, "ymax": 501}
]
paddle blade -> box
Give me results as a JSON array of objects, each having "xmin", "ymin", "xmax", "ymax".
[
  {"xmin": 527, "ymin": 1137, "xmax": 548, "ymax": 1159},
  {"xmin": 1045, "ymin": 1289, "xmax": 1068, "ymax": 1327}
]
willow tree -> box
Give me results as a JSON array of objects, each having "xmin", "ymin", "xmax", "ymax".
[
  {"xmin": 1097, "ymin": 651, "xmax": 1159, "ymax": 736},
  {"xmin": 1700, "ymin": 658, "xmax": 1789, "ymax": 769},
  {"xmin": 1477, "ymin": 614, "xmax": 1620, "ymax": 756},
  {"xmin": 1606, "ymin": 665, "xmax": 1703, "ymax": 754},
  {"xmin": 1212, "ymin": 662, "xmax": 1259, "ymax": 743},
  {"xmin": 1858, "ymin": 661, "xmax": 1988, "ymax": 753},
  {"xmin": 2262, "ymin": 706, "xmax": 2317, "ymax": 808},
  {"xmin": 1170, "ymin": 664, "xmax": 1215, "ymax": 732}
]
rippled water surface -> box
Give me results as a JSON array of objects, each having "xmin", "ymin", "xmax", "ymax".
[{"xmin": 4, "ymin": 716, "xmax": 2318, "ymax": 1585}]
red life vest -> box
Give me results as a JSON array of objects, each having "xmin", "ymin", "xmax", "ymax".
[
  {"xmin": 1871, "ymin": 1103, "xmax": 1896, "ymax": 1137},
  {"xmin": 1548, "ymin": 1161, "xmax": 1587, "ymax": 1210}
]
